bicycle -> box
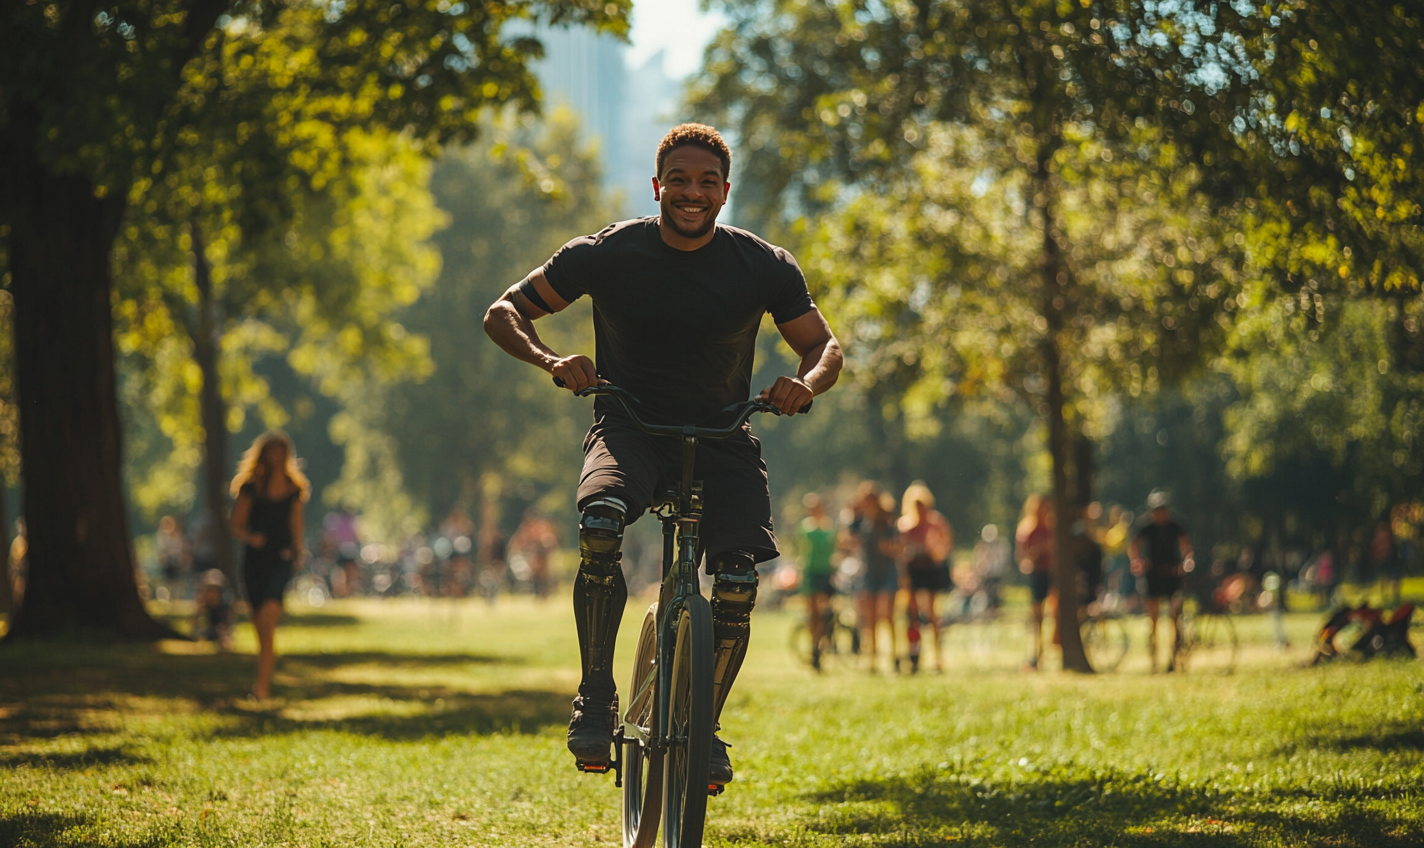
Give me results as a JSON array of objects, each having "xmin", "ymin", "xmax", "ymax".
[
  {"xmin": 788, "ymin": 591, "xmax": 860, "ymax": 669},
  {"xmin": 1174, "ymin": 596, "xmax": 1239, "ymax": 674},
  {"xmin": 558, "ymin": 380, "xmax": 806, "ymax": 848},
  {"xmin": 1079, "ymin": 606, "xmax": 1130, "ymax": 673}
]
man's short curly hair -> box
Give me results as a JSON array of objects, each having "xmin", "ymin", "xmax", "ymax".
[{"xmin": 656, "ymin": 123, "xmax": 732, "ymax": 180}]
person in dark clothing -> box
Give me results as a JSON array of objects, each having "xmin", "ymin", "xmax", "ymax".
[
  {"xmin": 230, "ymin": 430, "xmax": 309, "ymax": 700},
  {"xmin": 1072, "ymin": 519, "xmax": 1104, "ymax": 610},
  {"xmin": 1129, "ymin": 490, "xmax": 1194, "ymax": 672},
  {"xmin": 850, "ymin": 483, "xmax": 901, "ymax": 674},
  {"xmin": 483, "ymin": 123, "xmax": 843, "ymax": 787}
]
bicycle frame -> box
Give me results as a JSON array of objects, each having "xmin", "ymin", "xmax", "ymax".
[{"xmin": 562, "ymin": 383, "xmax": 804, "ymax": 756}]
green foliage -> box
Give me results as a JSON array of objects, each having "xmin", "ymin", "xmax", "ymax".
[
  {"xmin": 1, "ymin": 0, "xmax": 631, "ymax": 199},
  {"xmin": 85, "ymin": 0, "xmax": 630, "ymax": 527},
  {"xmin": 115, "ymin": 128, "xmax": 444, "ymax": 519},
  {"xmin": 1223, "ymin": 292, "xmax": 1424, "ymax": 517},
  {"xmin": 693, "ymin": 0, "xmax": 1242, "ymax": 463},
  {"xmin": 326, "ymin": 110, "xmax": 613, "ymax": 539}
]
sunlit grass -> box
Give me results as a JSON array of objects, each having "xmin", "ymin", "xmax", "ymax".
[{"xmin": 2, "ymin": 593, "xmax": 1421, "ymax": 847}]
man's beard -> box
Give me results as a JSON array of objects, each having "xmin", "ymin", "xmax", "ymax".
[{"xmin": 661, "ymin": 199, "xmax": 718, "ymax": 240}]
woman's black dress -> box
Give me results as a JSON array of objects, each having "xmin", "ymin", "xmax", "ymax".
[{"xmin": 239, "ymin": 482, "xmax": 297, "ymax": 607}]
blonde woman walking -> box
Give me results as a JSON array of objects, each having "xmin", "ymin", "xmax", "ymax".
[
  {"xmin": 899, "ymin": 481, "xmax": 953, "ymax": 673},
  {"xmin": 230, "ymin": 430, "xmax": 309, "ymax": 700}
]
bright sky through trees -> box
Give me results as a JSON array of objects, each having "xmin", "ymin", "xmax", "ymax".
[{"xmin": 627, "ymin": 0, "xmax": 725, "ymax": 77}]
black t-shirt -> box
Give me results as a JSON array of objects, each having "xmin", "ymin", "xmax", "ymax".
[
  {"xmin": 542, "ymin": 218, "xmax": 815, "ymax": 425},
  {"xmin": 1136, "ymin": 521, "xmax": 1186, "ymax": 569}
]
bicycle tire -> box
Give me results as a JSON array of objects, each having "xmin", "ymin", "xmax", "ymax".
[
  {"xmin": 788, "ymin": 621, "xmax": 815, "ymax": 668},
  {"xmin": 1081, "ymin": 615, "xmax": 1130, "ymax": 672},
  {"xmin": 789, "ymin": 613, "xmax": 858, "ymax": 669},
  {"xmin": 1180, "ymin": 612, "xmax": 1238, "ymax": 674},
  {"xmin": 662, "ymin": 596, "xmax": 713, "ymax": 848},
  {"xmin": 623, "ymin": 604, "xmax": 663, "ymax": 848}
]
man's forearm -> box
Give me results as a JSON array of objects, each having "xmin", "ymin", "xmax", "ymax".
[
  {"xmin": 796, "ymin": 337, "xmax": 843, "ymax": 395},
  {"xmin": 484, "ymin": 299, "xmax": 560, "ymax": 371}
]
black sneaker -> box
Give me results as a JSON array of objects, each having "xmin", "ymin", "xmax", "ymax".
[
  {"xmin": 567, "ymin": 695, "xmax": 618, "ymax": 764},
  {"xmin": 709, "ymin": 734, "xmax": 733, "ymax": 785}
]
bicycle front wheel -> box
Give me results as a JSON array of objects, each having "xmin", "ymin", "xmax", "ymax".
[
  {"xmin": 623, "ymin": 604, "xmax": 663, "ymax": 848},
  {"xmin": 1081, "ymin": 615, "xmax": 1130, "ymax": 672},
  {"xmin": 662, "ymin": 596, "xmax": 714, "ymax": 848},
  {"xmin": 1180, "ymin": 613, "xmax": 1239, "ymax": 674}
]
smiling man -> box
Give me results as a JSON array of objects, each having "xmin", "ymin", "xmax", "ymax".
[{"xmin": 483, "ymin": 123, "xmax": 842, "ymax": 789}]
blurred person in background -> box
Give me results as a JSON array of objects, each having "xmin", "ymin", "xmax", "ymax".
[
  {"xmin": 798, "ymin": 492, "xmax": 837, "ymax": 671},
  {"xmin": 193, "ymin": 568, "xmax": 234, "ymax": 651},
  {"xmin": 1072, "ymin": 517, "xmax": 1104, "ymax": 613},
  {"xmin": 1370, "ymin": 517, "xmax": 1401, "ymax": 606},
  {"xmin": 1016, "ymin": 494, "xmax": 1054, "ymax": 671},
  {"xmin": 1129, "ymin": 490, "xmax": 1194, "ymax": 673},
  {"xmin": 187, "ymin": 509, "xmax": 218, "ymax": 591},
  {"xmin": 1099, "ymin": 505, "xmax": 1133, "ymax": 607},
  {"xmin": 972, "ymin": 524, "xmax": 1009, "ymax": 611},
  {"xmin": 230, "ymin": 430, "xmax": 309, "ymax": 700},
  {"xmin": 8, "ymin": 518, "xmax": 26, "ymax": 608},
  {"xmin": 899, "ymin": 481, "xmax": 952, "ymax": 673},
  {"xmin": 155, "ymin": 515, "xmax": 190, "ymax": 602},
  {"xmin": 511, "ymin": 509, "xmax": 560, "ymax": 599},
  {"xmin": 848, "ymin": 482, "xmax": 901, "ymax": 673}
]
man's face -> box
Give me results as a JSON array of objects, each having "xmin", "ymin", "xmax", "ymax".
[
  {"xmin": 1152, "ymin": 506, "xmax": 1169, "ymax": 524},
  {"xmin": 653, "ymin": 145, "xmax": 728, "ymax": 240}
]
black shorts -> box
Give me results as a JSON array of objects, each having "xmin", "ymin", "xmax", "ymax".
[
  {"xmin": 907, "ymin": 555, "xmax": 952, "ymax": 592},
  {"xmin": 1141, "ymin": 570, "xmax": 1182, "ymax": 599},
  {"xmin": 801, "ymin": 570, "xmax": 834, "ymax": 596},
  {"xmin": 1029, "ymin": 571, "xmax": 1052, "ymax": 604},
  {"xmin": 242, "ymin": 554, "xmax": 293, "ymax": 608},
  {"xmin": 578, "ymin": 417, "xmax": 777, "ymax": 562}
]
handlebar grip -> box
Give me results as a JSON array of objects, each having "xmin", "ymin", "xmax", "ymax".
[
  {"xmin": 553, "ymin": 375, "xmax": 566, "ymax": 388},
  {"xmin": 797, "ymin": 400, "xmax": 813, "ymax": 415}
]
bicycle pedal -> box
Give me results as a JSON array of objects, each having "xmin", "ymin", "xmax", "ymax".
[
  {"xmin": 707, "ymin": 783, "xmax": 725, "ymax": 797},
  {"xmin": 575, "ymin": 760, "xmax": 612, "ymax": 775}
]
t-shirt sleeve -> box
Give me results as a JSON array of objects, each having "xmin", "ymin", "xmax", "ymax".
[
  {"xmin": 766, "ymin": 248, "xmax": 815, "ymax": 325},
  {"xmin": 540, "ymin": 234, "xmax": 601, "ymax": 303}
]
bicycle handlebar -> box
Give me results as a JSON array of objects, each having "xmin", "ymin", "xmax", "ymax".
[{"xmin": 552, "ymin": 377, "xmax": 810, "ymax": 439}]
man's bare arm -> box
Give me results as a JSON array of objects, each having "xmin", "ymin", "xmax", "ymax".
[
  {"xmin": 760, "ymin": 308, "xmax": 843, "ymax": 414},
  {"xmin": 482, "ymin": 268, "xmax": 599, "ymax": 391}
]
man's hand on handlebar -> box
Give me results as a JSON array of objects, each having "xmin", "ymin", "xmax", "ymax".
[
  {"xmin": 550, "ymin": 355, "xmax": 603, "ymax": 393},
  {"xmin": 759, "ymin": 376, "xmax": 814, "ymax": 416}
]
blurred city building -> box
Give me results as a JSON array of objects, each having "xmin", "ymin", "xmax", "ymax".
[{"xmin": 528, "ymin": 26, "xmax": 681, "ymax": 218}]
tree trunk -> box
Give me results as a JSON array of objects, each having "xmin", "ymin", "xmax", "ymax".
[
  {"xmin": 190, "ymin": 218, "xmax": 238, "ymax": 586},
  {"xmin": 2, "ymin": 148, "xmax": 180, "ymax": 640},
  {"xmin": 1039, "ymin": 177, "xmax": 1092, "ymax": 674},
  {"xmin": 1073, "ymin": 435, "xmax": 1094, "ymax": 511},
  {"xmin": 0, "ymin": 481, "xmax": 10, "ymax": 618}
]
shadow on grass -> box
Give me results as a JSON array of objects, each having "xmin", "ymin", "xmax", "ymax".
[
  {"xmin": 150, "ymin": 611, "xmax": 366, "ymax": 634},
  {"xmin": 1322, "ymin": 726, "xmax": 1424, "ymax": 753},
  {"xmin": 0, "ymin": 647, "xmax": 505, "ymax": 702},
  {"xmin": 0, "ymin": 745, "xmax": 150, "ymax": 770},
  {"xmin": 771, "ymin": 764, "xmax": 1417, "ymax": 848},
  {"xmin": 0, "ymin": 643, "xmax": 563, "ymax": 746},
  {"xmin": 1, "ymin": 813, "xmax": 120, "ymax": 848},
  {"xmin": 210, "ymin": 688, "xmax": 570, "ymax": 740},
  {"xmin": 1274, "ymin": 721, "xmax": 1424, "ymax": 757}
]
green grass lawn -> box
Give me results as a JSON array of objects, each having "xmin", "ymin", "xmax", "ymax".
[{"xmin": 2, "ymin": 593, "xmax": 1421, "ymax": 847}]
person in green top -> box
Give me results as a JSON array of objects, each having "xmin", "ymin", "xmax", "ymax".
[{"xmin": 798, "ymin": 492, "xmax": 838, "ymax": 670}]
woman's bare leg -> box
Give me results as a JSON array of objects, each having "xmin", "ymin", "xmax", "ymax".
[
  {"xmin": 857, "ymin": 593, "xmax": 878, "ymax": 670},
  {"xmin": 923, "ymin": 590, "xmax": 944, "ymax": 671},
  {"xmin": 877, "ymin": 593, "xmax": 896, "ymax": 671},
  {"xmin": 253, "ymin": 599, "xmax": 282, "ymax": 699}
]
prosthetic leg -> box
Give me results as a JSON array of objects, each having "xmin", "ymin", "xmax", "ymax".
[
  {"xmin": 707, "ymin": 550, "xmax": 758, "ymax": 786},
  {"xmin": 568, "ymin": 498, "xmax": 628, "ymax": 766}
]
